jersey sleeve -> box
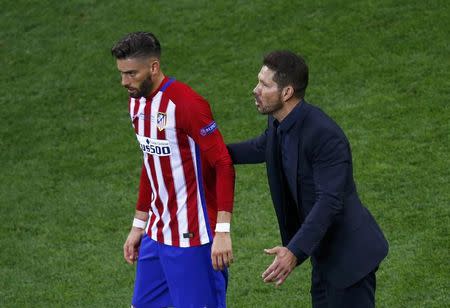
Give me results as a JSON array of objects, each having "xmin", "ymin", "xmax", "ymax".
[
  {"xmin": 136, "ymin": 163, "xmax": 152, "ymax": 212},
  {"xmin": 177, "ymin": 87, "xmax": 235, "ymax": 212}
]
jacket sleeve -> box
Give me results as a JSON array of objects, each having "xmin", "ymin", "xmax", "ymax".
[
  {"xmin": 287, "ymin": 132, "xmax": 351, "ymax": 257},
  {"xmin": 227, "ymin": 129, "xmax": 268, "ymax": 164}
]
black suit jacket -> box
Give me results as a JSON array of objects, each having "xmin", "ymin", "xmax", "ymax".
[{"xmin": 228, "ymin": 101, "xmax": 388, "ymax": 288}]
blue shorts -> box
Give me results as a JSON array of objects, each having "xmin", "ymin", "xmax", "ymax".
[{"xmin": 132, "ymin": 234, "xmax": 228, "ymax": 308}]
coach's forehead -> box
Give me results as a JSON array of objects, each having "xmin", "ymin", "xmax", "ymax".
[{"xmin": 258, "ymin": 65, "xmax": 276, "ymax": 83}]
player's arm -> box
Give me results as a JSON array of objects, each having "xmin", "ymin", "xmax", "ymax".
[
  {"xmin": 123, "ymin": 164, "xmax": 151, "ymax": 264},
  {"xmin": 178, "ymin": 89, "xmax": 235, "ymax": 270},
  {"xmin": 211, "ymin": 210, "xmax": 233, "ymax": 271},
  {"xmin": 201, "ymin": 143, "xmax": 234, "ymax": 271},
  {"xmin": 194, "ymin": 118, "xmax": 235, "ymax": 271},
  {"xmin": 206, "ymin": 149, "xmax": 234, "ymax": 271},
  {"xmin": 123, "ymin": 210, "xmax": 148, "ymax": 264}
]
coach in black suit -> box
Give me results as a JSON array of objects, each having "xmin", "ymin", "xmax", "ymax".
[{"xmin": 227, "ymin": 51, "xmax": 388, "ymax": 307}]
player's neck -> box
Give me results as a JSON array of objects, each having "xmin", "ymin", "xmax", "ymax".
[{"xmin": 150, "ymin": 72, "xmax": 166, "ymax": 94}]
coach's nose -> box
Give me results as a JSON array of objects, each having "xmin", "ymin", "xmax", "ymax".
[{"xmin": 253, "ymin": 84, "xmax": 260, "ymax": 96}]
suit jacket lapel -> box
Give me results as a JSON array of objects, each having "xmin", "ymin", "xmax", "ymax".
[
  {"xmin": 286, "ymin": 135, "xmax": 299, "ymax": 206},
  {"xmin": 266, "ymin": 119, "xmax": 284, "ymax": 208},
  {"xmin": 282, "ymin": 101, "xmax": 311, "ymax": 210},
  {"xmin": 266, "ymin": 119, "xmax": 292, "ymax": 244}
]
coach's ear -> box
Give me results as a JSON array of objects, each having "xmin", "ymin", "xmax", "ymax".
[{"xmin": 281, "ymin": 86, "xmax": 294, "ymax": 103}]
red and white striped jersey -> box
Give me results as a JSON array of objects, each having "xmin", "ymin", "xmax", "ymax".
[{"xmin": 129, "ymin": 77, "xmax": 235, "ymax": 247}]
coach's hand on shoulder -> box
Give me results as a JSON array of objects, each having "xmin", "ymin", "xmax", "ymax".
[
  {"xmin": 123, "ymin": 227, "xmax": 144, "ymax": 265},
  {"xmin": 262, "ymin": 246, "xmax": 297, "ymax": 287},
  {"xmin": 211, "ymin": 232, "xmax": 233, "ymax": 271}
]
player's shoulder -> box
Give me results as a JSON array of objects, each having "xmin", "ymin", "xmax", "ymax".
[{"xmin": 165, "ymin": 79, "xmax": 206, "ymax": 104}]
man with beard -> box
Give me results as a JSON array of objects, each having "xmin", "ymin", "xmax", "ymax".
[
  {"xmin": 111, "ymin": 32, "xmax": 235, "ymax": 308},
  {"xmin": 227, "ymin": 51, "xmax": 388, "ymax": 307}
]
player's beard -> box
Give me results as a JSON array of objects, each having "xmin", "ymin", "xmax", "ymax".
[{"xmin": 129, "ymin": 75, "xmax": 153, "ymax": 98}]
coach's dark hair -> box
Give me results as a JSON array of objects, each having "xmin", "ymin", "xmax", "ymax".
[
  {"xmin": 263, "ymin": 51, "xmax": 308, "ymax": 99},
  {"xmin": 111, "ymin": 32, "xmax": 161, "ymax": 59}
]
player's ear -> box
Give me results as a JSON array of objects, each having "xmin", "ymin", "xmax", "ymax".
[{"xmin": 150, "ymin": 59, "xmax": 160, "ymax": 74}]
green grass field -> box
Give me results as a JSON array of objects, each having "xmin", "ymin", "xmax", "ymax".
[{"xmin": 1, "ymin": 0, "xmax": 449, "ymax": 307}]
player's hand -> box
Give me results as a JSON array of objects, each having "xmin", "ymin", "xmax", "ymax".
[
  {"xmin": 211, "ymin": 232, "xmax": 233, "ymax": 271},
  {"xmin": 123, "ymin": 227, "xmax": 144, "ymax": 264},
  {"xmin": 262, "ymin": 246, "xmax": 297, "ymax": 287}
]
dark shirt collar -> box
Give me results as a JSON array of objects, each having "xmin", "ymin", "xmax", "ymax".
[{"xmin": 273, "ymin": 99, "xmax": 303, "ymax": 134}]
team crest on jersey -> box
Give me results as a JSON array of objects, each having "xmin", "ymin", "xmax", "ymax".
[{"xmin": 156, "ymin": 112, "xmax": 167, "ymax": 131}]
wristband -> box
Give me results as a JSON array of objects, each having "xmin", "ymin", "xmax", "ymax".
[
  {"xmin": 215, "ymin": 223, "xmax": 230, "ymax": 233},
  {"xmin": 132, "ymin": 218, "xmax": 147, "ymax": 229}
]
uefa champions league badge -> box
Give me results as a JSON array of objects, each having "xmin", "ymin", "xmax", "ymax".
[
  {"xmin": 156, "ymin": 112, "xmax": 167, "ymax": 131},
  {"xmin": 200, "ymin": 121, "xmax": 217, "ymax": 136}
]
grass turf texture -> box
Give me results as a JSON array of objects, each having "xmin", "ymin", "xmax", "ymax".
[{"xmin": 1, "ymin": 0, "xmax": 449, "ymax": 307}]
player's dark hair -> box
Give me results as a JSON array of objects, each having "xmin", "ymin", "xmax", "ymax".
[
  {"xmin": 263, "ymin": 51, "xmax": 308, "ymax": 99},
  {"xmin": 111, "ymin": 32, "xmax": 161, "ymax": 59}
]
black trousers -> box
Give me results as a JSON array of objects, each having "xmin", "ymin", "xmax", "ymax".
[{"xmin": 311, "ymin": 266, "xmax": 377, "ymax": 308}]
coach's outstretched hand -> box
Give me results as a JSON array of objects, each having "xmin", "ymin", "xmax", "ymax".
[
  {"xmin": 211, "ymin": 232, "xmax": 233, "ymax": 271},
  {"xmin": 262, "ymin": 246, "xmax": 297, "ymax": 287},
  {"xmin": 123, "ymin": 227, "xmax": 144, "ymax": 264}
]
